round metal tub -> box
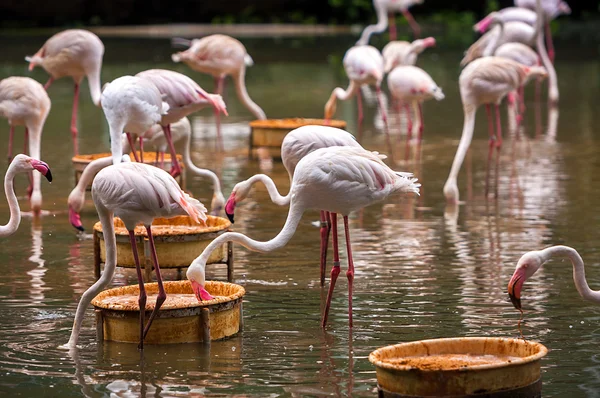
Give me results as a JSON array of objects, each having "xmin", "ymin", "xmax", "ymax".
[
  {"xmin": 93, "ymin": 215, "xmax": 234, "ymax": 281},
  {"xmin": 369, "ymin": 337, "xmax": 548, "ymax": 397},
  {"xmin": 72, "ymin": 151, "xmax": 185, "ymax": 189},
  {"xmin": 91, "ymin": 280, "xmax": 244, "ymax": 344},
  {"xmin": 248, "ymin": 118, "xmax": 346, "ymax": 159}
]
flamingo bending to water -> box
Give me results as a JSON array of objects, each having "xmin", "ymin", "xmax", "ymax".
[
  {"xmin": 0, "ymin": 77, "xmax": 51, "ymax": 214},
  {"xmin": 507, "ymin": 246, "xmax": 599, "ymax": 310},
  {"xmin": 25, "ymin": 29, "xmax": 104, "ymax": 156},
  {"xmin": 382, "ymin": 37, "xmax": 436, "ymax": 72},
  {"xmin": 357, "ymin": 0, "xmax": 424, "ymax": 44},
  {"xmin": 62, "ymin": 161, "xmax": 208, "ymax": 350},
  {"xmin": 191, "ymin": 146, "xmax": 420, "ymax": 329},
  {"xmin": 224, "ymin": 125, "xmax": 362, "ymax": 286},
  {"xmin": 0, "ymin": 155, "xmax": 52, "ymax": 237}
]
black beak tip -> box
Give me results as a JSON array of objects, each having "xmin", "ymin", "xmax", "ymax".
[
  {"xmin": 226, "ymin": 211, "xmax": 234, "ymax": 224},
  {"xmin": 73, "ymin": 224, "xmax": 85, "ymax": 232},
  {"xmin": 45, "ymin": 169, "xmax": 53, "ymax": 183},
  {"xmin": 509, "ymin": 294, "xmax": 522, "ymax": 310}
]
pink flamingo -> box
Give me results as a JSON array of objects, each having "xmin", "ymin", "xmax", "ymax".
[
  {"xmin": 357, "ymin": 0, "xmax": 424, "ymax": 44},
  {"xmin": 62, "ymin": 161, "xmax": 209, "ymax": 350},
  {"xmin": 382, "ymin": 37, "xmax": 436, "ymax": 71},
  {"xmin": 171, "ymin": 34, "xmax": 266, "ymax": 148},
  {"xmin": 0, "ymin": 77, "xmax": 51, "ymax": 214},
  {"xmin": 443, "ymin": 57, "xmax": 547, "ymax": 204},
  {"xmin": 0, "ymin": 155, "xmax": 52, "ymax": 237},
  {"xmin": 324, "ymin": 45, "xmax": 393, "ymax": 158},
  {"xmin": 386, "ymin": 65, "xmax": 444, "ymax": 159},
  {"xmin": 25, "ymin": 29, "xmax": 104, "ymax": 156},
  {"xmin": 224, "ymin": 125, "xmax": 362, "ymax": 287},
  {"xmin": 508, "ymin": 246, "xmax": 599, "ymax": 310},
  {"xmin": 191, "ymin": 146, "xmax": 420, "ymax": 329},
  {"xmin": 136, "ymin": 69, "xmax": 227, "ymax": 173}
]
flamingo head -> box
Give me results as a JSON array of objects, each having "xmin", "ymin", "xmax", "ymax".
[
  {"xmin": 210, "ymin": 191, "xmax": 226, "ymax": 217},
  {"xmin": 196, "ymin": 90, "xmax": 228, "ymax": 116},
  {"xmin": 69, "ymin": 206, "xmax": 84, "ymax": 232},
  {"xmin": 12, "ymin": 155, "xmax": 52, "ymax": 182},
  {"xmin": 324, "ymin": 95, "xmax": 337, "ymax": 122},
  {"xmin": 413, "ymin": 37, "xmax": 436, "ymax": 53},
  {"xmin": 474, "ymin": 12, "xmax": 498, "ymax": 34},
  {"xmin": 507, "ymin": 250, "xmax": 546, "ymax": 310},
  {"xmin": 443, "ymin": 180, "xmax": 459, "ymax": 204},
  {"xmin": 523, "ymin": 66, "xmax": 548, "ymax": 85},
  {"xmin": 187, "ymin": 258, "xmax": 214, "ymax": 302},
  {"xmin": 224, "ymin": 179, "xmax": 253, "ymax": 224},
  {"xmin": 558, "ymin": 1, "xmax": 571, "ymax": 15}
]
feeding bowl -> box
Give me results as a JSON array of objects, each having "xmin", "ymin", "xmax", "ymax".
[
  {"xmin": 91, "ymin": 280, "xmax": 245, "ymax": 344},
  {"xmin": 369, "ymin": 337, "xmax": 547, "ymax": 397},
  {"xmin": 72, "ymin": 151, "xmax": 186, "ymax": 189},
  {"xmin": 93, "ymin": 215, "xmax": 234, "ymax": 281},
  {"xmin": 248, "ymin": 118, "xmax": 346, "ymax": 159}
]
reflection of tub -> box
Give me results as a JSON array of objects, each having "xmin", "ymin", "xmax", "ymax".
[
  {"xmin": 93, "ymin": 215, "xmax": 234, "ymax": 281},
  {"xmin": 249, "ymin": 118, "xmax": 346, "ymax": 159},
  {"xmin": 92, "ymin": 280, "xmax": 245, "ymax": 344},
  {"xmin": 369, "ymin": 337, "xmax": 548, "ymax": 397},
  {"xmin": 72, "ymin": 152, "xmax": 185, "ymax": 189}
]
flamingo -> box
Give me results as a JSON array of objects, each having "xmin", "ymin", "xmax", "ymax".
[
  {"xmin": 191, "ymin": 146, "xmax": 420, "ymax": 329},
  {"xmin": 382, "ymin": 37, "xmax": 436, "ymax": 72},
  {"xmin": 0, "ymin": 77, "xmax": 51, "ymax": 214},
  {"xmin": 357, "ymin": 0, "xmax": 424, "ymax": 45},
  {"xmin": 171, "ymin": 34, "xmax": 266, "ymax": 148},
  {"xmin": 25, "ymin": 29, "xmax": 104, "ymax": 156},
  {"xmin": 386, "ymin": 65, "xmax": 444, "ymax": 159},
  {"xmin": 443, "ymin": 57, "xmax": 547, "ymax": 204},
  {"xmin": 136, "ymin": 69, "xmax": 227, "ymax": 169},
  {"xmin": 507, "ymin": 246, "xmax": 599, "ymax": 310},
  {"xmin": 324, "ymin": 45, "xmax": 393, "ymax": 158},
  {"xmin": 0, "ymin": 155, "xmax": 52, "ymax": 237},
  {"xmin": 100, "ymin": 75, "xmax": 169, "ymax": 166},
  {"xmin": 224, "ymin": 125, "xmax": 362, "ymax": 286},
  {"xmin": 62, "ymin": 161, "xmax": 209, "ymax": 350}
]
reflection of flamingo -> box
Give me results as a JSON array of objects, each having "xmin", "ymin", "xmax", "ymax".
[
  {"xmin": 189, "ymin": 146, "xmax": 420, "ymax": 329},
  {"xmin": 0, "ymin": 78, "xmax": 51, "ymax": 213},
  {"xmin": 136, "ymin": 69, "xmax": 227, "ymax": 165},
  {"xmin": 443, "ymin": 57, "xmax": 547, "ymax": 203},
  {"xmin": 382, "ymin": 37, "xmax": 436, "ymax": 71},
  {"xmin": 172, "ymin": 34, "xmax": 266, "ymax": 147},
  {"xmin": 508, "ymin": 246, "xmax": 598, "ymax": 310},
  {"xmin": 25, "ymin": 29, "xmax": 104, "ymax": 155},
  {"xmin": 224, "ymin": 125, "xmax": 362, "ymax": 286},
  {"xmin": 63, "ymin": 162, "xmax": 208, "ymax": 350},
  {"xmin": 357, "ymin": 0, "xmax": 424, "ymax": 45},
  {"xmin": 0, "ymin": 155, "xmax": 52, "ymax": 237}
]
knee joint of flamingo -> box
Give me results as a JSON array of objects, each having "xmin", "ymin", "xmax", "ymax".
[{"xmin": 346, "ymin": 270, "xmax": 354, "ymax": 281}]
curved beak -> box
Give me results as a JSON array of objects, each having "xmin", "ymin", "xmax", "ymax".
[
  {"xmin": 31, "ymin": 159, "xmax": 52, "ymax": 182},
  {"xmin": 69, "ymin": 206, "xmax": 84, "ymax": 232},
  {"xmin": 191, "ymin": 280, "xmax": 214, "ymax": 302},
  {"xmin": 507, "ymin": 268, "xmax": 527, "ymax": 310},
  {"xmin": 423, "ymin": 37, "xmax": 436, "ymax": 48},
  {"xmin": 224, "ymin": 196, "xmax": 236, "ymax": 224}
]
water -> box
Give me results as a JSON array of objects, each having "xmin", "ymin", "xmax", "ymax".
[{"xmin": 0, "ymin": 33, "xmax": 599, "ymax": 396}]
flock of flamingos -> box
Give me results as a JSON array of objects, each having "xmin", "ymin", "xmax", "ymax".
[{"xmin": 0, "ymin": 0, "xmax": 596, "ymax": 352}]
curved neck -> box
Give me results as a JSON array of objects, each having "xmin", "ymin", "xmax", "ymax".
[
  {"xmin": 444, "ymin": 106, "xmax": 476, "ymax": 202},
  {"xmin": 539, "ymin": 246, "xmax": 600, "ymax": 303},
  {"xmin": 69, "ymin": 156, "xmax": 114, "ymax": 211},
  {"xmin": 535, "ymin": 0, "xmax": 558, "ymax": 103},
  {"xmin": 109, "ymin": 121, "xmax": 126, "ymax": 165},
  {"xmin": 0, "ymin": 163, "xmax": 22, "ymax": 237},
  {"xmin": 335, "ymin": 81, "xmax": 359, "ymax": 102},
  {"xmin": 181, "ymin": 132, "xmax": 222, "ymax": 197},
  {"xmin": 232, "ymin": 68, "xmax": 266, "ymax": 120},
  {"xmin": 247, "ymin": 174, "xmax": 290, "ymax": 206},
  {"xmin": 87, "ymin": 68, "xmax": 102, "ymax": 107},
  {"xmin": 357, "ymin": 2, "xmax": 388, "ymax": 45},
  {"xmin": 65, "ymin": 206, "xmax": 117, "ymax": 348},
  {"xmin": 485, "ymin": 22, "xmax": 504, "ymax": 56}
]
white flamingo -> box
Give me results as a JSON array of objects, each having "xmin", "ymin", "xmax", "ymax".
[
  {"xmin": 382, "ymin": 37, "xmax": 436, "ymax": 72},
  {"xmin": 357, "ymin": 0, "xmax": 424, "ymax": 45}
]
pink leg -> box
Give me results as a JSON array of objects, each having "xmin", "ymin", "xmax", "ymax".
[
  {"xmin": 356, "ymin": 89, "xmax": 364, "ymax": 127},
  {"xmin": 129, "ymin": 230, "xmax": 147, "ymax": 350},
  {"xmin": 401, "ymin": 9, "xmax": 421, "ymax": 39},
  {"xmin": 343, "ymin": 216, "xmax": 354, "ymax": 328},
  {"xmin": 126, "ymin": 133, "xmax": 140, "ymax": 162},
  {"xmin": 43, "ymin": 77, "xmax": 53, "ymax": 91},
  {"xmin": 142, "ymin": 225, "xmax": 167, "ymax": 341},
  {"xmin": 160, "ymin": 151, "xmax": 165, "ymax": 168},
  {"xmin": 154, "ymin": 149, "xmax": 159, "ymax": 166},
  {"xmin": 494, "ymin": 104, "xmax": 503, "ymax": 198},
  {"xmin": 23, "ymin": 128, "xmax": 34, "ymax": 199},
  {"xmin": 404, "ymin": 103, "xmax": 412, "ymax": 160},
  {"xmin": 214, "ymin": 76, "xmax": 225, "ymax": 151},
  {"xmin": 485, "ymin": 105, "xmax": 494, "ymax": 197},
  {"xmin": 535, "ymin": 82, "xmax": 543, "ymax": 138},
  {"xmin": 545, "ymin": 22, "xmax": 555, "ymax": 63},
  {"xmin": 376, "ymin": 87, "xmax": 394, "ymax": 162},
  {"xmin": 162, "ymin": 125, "xmax": 182, "ymax": 177},
  {"xmin": 417, "ymin": 102, "xmax": 424, "ymax": 142},
  {"xmin": 319, "ymin": 210, "xmax": 332, "ymax": 287},
  {"xmin": 71, "ymin": 83, "xmax": 80, "ymax": 155},
  {"xmin": 388, "ymin": 13, "xmax": 397, "ymax": 41},
  {"xmin": 7, "ymin": 125, "xmax": 14, "ymax": 163},
  {"xmin": 322, "ymin": 212, "xmax": 340, "ymax": 328},
  {"xmin": 139, "ymin": 137, "xmax": 144, "ymax": 163}
]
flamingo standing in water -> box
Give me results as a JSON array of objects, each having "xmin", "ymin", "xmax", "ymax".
[
  {"xmin": 443, "ymin": 57, "xmax": 547, "ymax": 204},
  {"xmin": 224, "ymin": 125, "xmax": 362, "ymax": 286},
  {"xmin": 192, "ymin": 146, "xmax": 420, "ymax": 328},
  {"xmin": 0, "ymin": 155, "xmax": 52, "ymax": 237},
  {"xmin": 25, "ymin": 29, "xmax": 104, "ymax": 155},
  {"xmin": 382, "ymin": 37, "xmax": 436, "ymax": 71},
  {"xmin": 507, "ymin": 246, "xmax": 600, "ymax": 310},
  {"xmin": 324, "ymin": 45, "xmax": 393, "ymax": 158},
  {"xmin": 171, "ymin": 34, "xmax": 266, "ymax": 148},
  {"xmin": 357, "ymin": 0, "xmax": 424, "ymax": 45},
  {"xmin": 62, "ymin": 161, "xmax": 209, "ymax": 350},
  {"xmin": 136, "ymin": 69, "xmax": 227, "ymax": 170},
  {"xmin": 0, "ymin": 77, "xmax": 51, "ymax": 214}
]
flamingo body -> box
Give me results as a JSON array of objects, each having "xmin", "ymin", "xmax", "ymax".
[
  {"xmin": 387, "ymin": 66, "xmax": 444, "ymax": 103},
  {"xmin": 461, "ymin": 22, "xmax": 535, "ymax": 66}
]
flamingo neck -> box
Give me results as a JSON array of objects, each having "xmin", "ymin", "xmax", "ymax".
[
  {"xmin": 87, "ymin": 69, "xmax": 102, "ymax": 107},
  {"xmin": 335, "ymin": 81, "xmax": 359, "ymax": 102},
  {"xmin": 485, "ymin": 21, "xmax": 504, "ymax": 56},
  {"xmin": 0, "ymin": 162, "xmax": 22, "ymax": 237},
  {"xmin": 356, "ymin": 2, "xmax": 388, "ymax": 45},
  {"xmin": 68, "ymin": 156, "xmax": 114, "ymax": 212},
  {"xmin": 27, "ymin": 127, "xmax": 42, "ymax": 213},
  {"xmin": 232, "ymin": 68, "xmax": 266, "ymax": 120},
  {"xmin": 539, "ymin": 246, "xmax": 600, "ymax": 303},
  {"xmin": 109, "ymin": 120, "xmax": 126, "ymax": 165},
  {"xmin": 246, "ymin": 174, "xmax": 290, "ymax": 206},
  {"xmin": 443, "ymin": 106, "xmax": 476, "ymax": 203},
  {"xmin": 535, "ymin": 0, "xmax": 558, "ymax": 104},
  {"xmin": 181, "ymin": 131, "xmax": 222, "ymax": 198}
]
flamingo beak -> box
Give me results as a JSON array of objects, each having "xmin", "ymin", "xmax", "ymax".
[
  {"xmin": 31, "ymin": 159, "xmax": 52, "ymax": 182},
  {"xmin": 507, "ymin": 268, "xmax": 527, "ymax": 310},
  {"xmin": 474, "ymin": 16, "xmax": 493, "ymax": 34},
  {"xmin": 69, "ymin": 206, "xmax": 84, "ymax": 232},
  {"xmin": 225, "ymin": 194, "xmax": 236, "ymax": 223},
  {"xmin": 191, "ymin": 280, "xmax": 214, "ymax": 302},
  {"xmin": 423, "ymin": 37, "xmax": 436, "ymax": 48},
  {"xmin": 195, "ymin": 89, "xmax": 228, "ymax": 116}
]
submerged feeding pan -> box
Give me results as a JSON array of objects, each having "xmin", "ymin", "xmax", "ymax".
[
  {"xmin": 248, "ymin": 118, "xmax": 346, "ymax": 159},
  {"xmin": 91, "ymin": 280, "xmax": 245, "ymax": 344},
  {"xmin": 72, "ymin": 152, "xmax": 185, "ymax": 189},
  {"xmin": 93, "ymin": 215, "xmax": 234, "ymax": 281},
  {"xmin": 369, "ymin": 337, "xmax": 548, "ymax": 397}
]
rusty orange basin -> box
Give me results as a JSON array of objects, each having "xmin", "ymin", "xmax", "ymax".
[{"xmin": 92, "ymin": 280, "xmax": 244, "ymax": 344}]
